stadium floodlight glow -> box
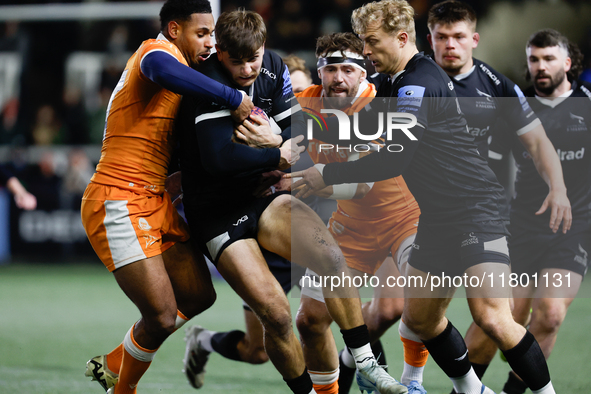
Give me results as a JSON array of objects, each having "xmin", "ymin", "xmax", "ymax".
[{"xmin": 0, "ymin": 1, "xmax": 221, "ymax": 22}]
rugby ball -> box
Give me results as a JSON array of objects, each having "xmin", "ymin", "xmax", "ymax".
[{"xmin": 249, "ymin": 106, "xmax": 270, "ymax": 124}]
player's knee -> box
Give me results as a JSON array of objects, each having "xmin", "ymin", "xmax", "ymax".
[
  {"xmin": 402, "ymin": 314, "xmax": 433, "ymax": 338},
  {"xmin": 296, "ymin": 307, "xmax": 331, "ymax": 338},
  {"xmin": 473, "ymin": 313, "xmax": 505, "ymax": 341},
  {"xmin": 144, "ymin": 312, "xmax": 177, "ymax": 340},
  {"xmin": 374, "ymin": 300, "xmax": 403, "ymax": 330},
  {"xmin": 258, "ymin": 304, "xmax": 293, "ymax": 340},
  {"xmin": 534, "ymin": 304, "xmax": 567, "ymax": 334},
  {"xmin": 181, "ymin": 287, "xmax": 217, "ymax": 318},
  {"xmin": 245, "ymin": 346, "xmax": 270, "ymax": 364}
]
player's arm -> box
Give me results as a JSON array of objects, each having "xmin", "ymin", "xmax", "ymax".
[
  {"xmin": 140, "ymin": 51, "xmax": 252, "ymax": 122},
  {"xmin": 518, "ymin": 123, "xmax": 571, "ymax": 233},
  {"xmin": 195, "ymin": 111, "xmax": 302, "ymax": 175},
  {"xmin": 309, "ymin": 152, "xmax": 374, "ymax": 200}
]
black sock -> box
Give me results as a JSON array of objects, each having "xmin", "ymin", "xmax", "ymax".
[
  {"xmin": 284, "ymin": 368, "xmax": 313, "ymax": 394},
  {"xmin": 449, "ymin": 363, "xmax": 489, "ymax": 394},
  {"xmin": 502, "ymin": 331, "xmax": 550, "ymax": 391},
  {"xmin": 472, "ymin": 362, "xmax": 489, "ymax": 379},
  {"xmin": 341, "ymin": 324, "xmax": 371, "ymax": 350},
  {"xmin": 422, "ymin": 320, "xmax": 471, "ymax": 379},
  {"xmin": 502, "ymin": 371, "xmax": 528, "ymax": 394},
  {"xmin": 338, "ymin": 350, "xmax": 355, "ymax": 393},
  {"xmin": 371, "ymin": 339, "xmax": 388, "ymax": 371},
  {"xmin": 210, "ymin": 330, "xmax": 245, "ymax": 362}
]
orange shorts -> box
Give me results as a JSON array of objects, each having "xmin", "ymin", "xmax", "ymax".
[
  {"xmin": 81, "ymin": 182, "xmax": 190, "ymax": 272},
  {"xmin": 328, "ymin": 206, "xmax": 420, "ymax": 275}
]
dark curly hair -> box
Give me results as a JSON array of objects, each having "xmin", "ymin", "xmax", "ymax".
[
  {"xmin": 159, "ymin": 0, "xmax": 212, "ymax": 32},
  {"xmin": 315, "ymin": 32, "xmax": 364, "ymax": 59},
  {"xmin": 525, "ymin": 29, "xmax": 583, "ymax": 82}
]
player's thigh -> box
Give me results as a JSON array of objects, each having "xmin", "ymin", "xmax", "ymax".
[
  {"xmin": 259, "ymin": 195, "xmax": 342, "ymax": 271},
  {"xmin": 162, "ymin": 240, "xmax": 215, "ymax": 314},
  {"xmin": 113, "ymin": 254, "xmax": 176, "ymax": 319},
  {"xmin": 217, "ymin": 238, "xmax": 290, "ymax": 318}
]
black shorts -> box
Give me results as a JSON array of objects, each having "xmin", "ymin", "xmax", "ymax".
[
  {"xmin": 509, "ymin": 222, "xmax": 590, "ymax": 277},
  {"xmin": 184, "ymin": 191, "xmax": 289, "ymax": 263},
  {"xmin": 409, "ymin": 224, "xmax": 510, "ymax": 277}
]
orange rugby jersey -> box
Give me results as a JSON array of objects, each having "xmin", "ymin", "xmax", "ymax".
[
  {"xmin": 296, "ymin": 81, "xmax": 418, "ymax": 220},
  {"xmin": 91, "ymin": 34, "xmax": 187, "ymax": 195}
]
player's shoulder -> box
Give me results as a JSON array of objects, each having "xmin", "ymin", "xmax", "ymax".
[
  {"xmin": 260, "ymin": 50, "xmax": 286, "ymax": 78},
  {"xmin": 138, "ymin": 36, "xmax": 183, "ymax": 60},
  {"xmin": 296, "ymin": 85, "xmax": 323, "ymax": 98},
  {"xmin": 399, "ymin": 53, "xmax": 455, "ymax": 96},
  {"xmin": 472, "ymin": 58, "xmax": 519, "ymax": 95}
]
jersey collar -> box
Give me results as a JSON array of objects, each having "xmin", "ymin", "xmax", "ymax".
[
  {"xmin": 535, "ymin": 89, "xmax": 573, "ymax": 108},
  {"xmin": 453, "ymin": 65, "xmax": 476, "ymax": 81},
  {"xmin": 157, "ymin": 32, "xmax": 169, "ymax": 42}
]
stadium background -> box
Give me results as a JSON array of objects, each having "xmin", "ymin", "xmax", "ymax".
[{"xmin": 0, "ymin": 0, "xmax": 590, "ymax": 392}]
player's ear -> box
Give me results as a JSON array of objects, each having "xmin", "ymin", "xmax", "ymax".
[
  {"xmin": 215, "ymin": 44, "xmax": 223, "ymax": 61},
  {"xmin": 360, "ymin": 70, "xmax": 367, "ymax": 83},
  {"xmin": 427, "ymin": 34, "xmax": 434, "ymax": 49},
  {"xmin": 168, "ymin": 20, "xmax": 180, "ymax": 40},
  {"xmin": 564, "ymin": 55, "xmax": 572, "ymax": 73},
  {"xmin": 398, "ymin": 31, "xmax": 409, "ymax": 47},
  {"xmin": 317, "ymin": 68, "xmax": 322, "ymax": 80},
  {"xmin": 472, "ymin": 32, "xmax": 480, "ymax": 49}
]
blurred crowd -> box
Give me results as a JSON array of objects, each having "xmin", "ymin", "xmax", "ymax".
[{"xmin": 0, "ymin": 0, "xmax": 591, "ymax": 210}]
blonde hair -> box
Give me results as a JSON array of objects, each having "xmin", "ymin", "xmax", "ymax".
[{"xmin": 352, "ymin": 0, "xmax": 416, "ymax": 43}]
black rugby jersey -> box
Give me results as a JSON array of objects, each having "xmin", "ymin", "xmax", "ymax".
[
  {"xmin": 321, "ymin": 52, "xmax": 508, "ymax": 232},
  {"xmin": 490, "ymin": 80, "xmax": 591, "ymax": 231},
  {"xmin": 451, "ymin": 58, "xmax": 540, "ymax": 156},
  {"xmin": 178, "ymin": 50, "xmax": 303, "ymax": 208}
]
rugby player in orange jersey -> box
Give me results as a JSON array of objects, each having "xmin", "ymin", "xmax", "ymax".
[
  {"xmin": 293, "ymin": 33, "xmax": 423, "ymax": 394},
  {"xmin": 80, "ymin": 1, "xmax": 254, "ymax": 393}
]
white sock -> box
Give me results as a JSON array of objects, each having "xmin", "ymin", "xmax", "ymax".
[
  {"xmin": 196, "ymin": 329, "xmax": 216, "ymax": 353},
  {"xmin": 401, "ymin": 362, "xmax": 424, "ymax": 385},
  {"xmin": 349, "ymin": 343, "xmax": 375, "ymax": 369},
  {"xmin": 341, "ymin": 347, "xmax": 356, "ymax": 369},
  {"xmin": 532, "ymin": 381, "xmax": 555, "ymax": 394},
  {"xmin": 123, "ymin": 325, "xmax": 157, "ymax": 362},
  {"xmin": 399, "ymin": 320, "xmax": 425, "ymax": 385},
  {"xmin": 451, "ymin": 368, "xmax": 482, "ymax": 394}
]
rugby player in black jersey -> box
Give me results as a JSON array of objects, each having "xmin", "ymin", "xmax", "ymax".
[
  {"xmin": 425, "ymin": 2, "xmax": 572, "ymax": 389},
  {"xmin": 177, "ymin": 9, "xmax": 407, "ymax": 394},
  {"xmin": 465, "ymin": 29, "xmax": 591, "ymax": 394},
  {"xmin": 289, "ymin": 1, "xmax": 559, "ymax": 393}
]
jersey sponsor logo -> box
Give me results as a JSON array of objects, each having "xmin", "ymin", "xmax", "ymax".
[
  {"xmin": 448, "ymin": 81, "xmax": 454, "ymax": 91},
  {"xmin": 330, "ymin": 220, "xmax": 346, "ymax": 235},
  {"xmin": 281, "ymin": 64, "xmax": 292, "ymax": 97},
  {"xmin": 580, "ymin": 85, "xmax": 591, "ymax": 98},
  {"xmin": 567, "ymin": 113, "xmax": 588, "ymax": 132},
  {"xmin": 233, "ymin": 215, "xmax": 249, "ymax": 226},
  {"xmin": 514, "ymin": 85, "xmax": 531, "ymax": 112},
  {"xmin": 461, "ymin": 232, "xmax": 479, "ymax": 247},
  {"xmin": 556, "ymin": 148, "xmax": 585, "ymax": 161},
  {"xmin": 468, "ymin": 126, "xmax": 491, "ymax": 137},
  {"xmin": 574, "ymin": 244, "xmax": 588, "ymax": 268},
  {"xmin": 397, "ymin": 85, "xmax": 426, "ymax": 109},
  {"xmin": 478, "ymin": 63, "xmax": 501, "ymax": 86},
  {"xmin": 138, "ymin": 218, "xmax": 152, "ymax": 231},
  {"xmin": 260, "ymin": 67, "xmax": 276, "ymax": 80},
  {"xmin": 475, "ymin": 88, "xmax": 496, "ymax": 109},
  {"xmin": 143, "ymin": 234, "xmax": 159, "ymax": 248}
]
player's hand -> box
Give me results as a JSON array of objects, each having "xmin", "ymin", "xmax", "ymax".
[
  {"xmin": 285, "ymin": 166, "xmax": 327, "ymax": 199},
  {"xmin": 536, "ymin": 188, "xmax": 571, "ymax": 233},
  {"xmin": 278, "ymin": 135, "xmax": 305, "ymax": 170},
  {"xmin": 253, "ymin": 170, "xmax": 283, "ymax": 197},
  {"xmin": 234, "ymin": 116, "xmax": 281, "ymax": 148},
  {"xmin": 230, "ymin": 92, "xmax": 254, "ymax": 123},
  {"xmin": 165, "ymin": 171, "xmax": 182, "ymax": 200},
  {"xmin": 14, "ymin": 191, "xmax": 36, "ymax": 210}
]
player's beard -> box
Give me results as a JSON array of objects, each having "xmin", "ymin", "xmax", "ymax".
[{"xmin": 534, "ymin": 69, "xmax": 566, "ymax": 96}]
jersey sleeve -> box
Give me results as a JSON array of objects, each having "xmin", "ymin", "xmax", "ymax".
[
  {"xmin": 269, "ymin": 62, "xmax": 305, "ymax": 143},
  {"xmin": 193, "ymin": 101, "xmax": 281, "ymax": 176},
  {"xmin": 139, "ymin": 41, "xmax": 242, "ymax": 109},
  {"xmin": 498, "ymin": 77, "xmax": 541, "ymax": 137}
]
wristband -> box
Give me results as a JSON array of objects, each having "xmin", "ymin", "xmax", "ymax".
[{"xmin": 329, "ymin": 183, "xmax": 358, "ymax": 200}]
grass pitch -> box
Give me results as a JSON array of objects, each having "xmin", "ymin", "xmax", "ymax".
[{"xmin": 0, "ymin": 262, "xmax": 589, "ymax": 393}]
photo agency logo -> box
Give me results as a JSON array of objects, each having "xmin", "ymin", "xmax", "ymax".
[{"xmin": 303, "ymin": 103, "xmax": 418, "ymax": 154}]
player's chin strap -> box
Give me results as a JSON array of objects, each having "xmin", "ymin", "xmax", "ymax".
[{"xmin": 317, "ymin": 51, "xmax": 366, "ymax": 72}]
